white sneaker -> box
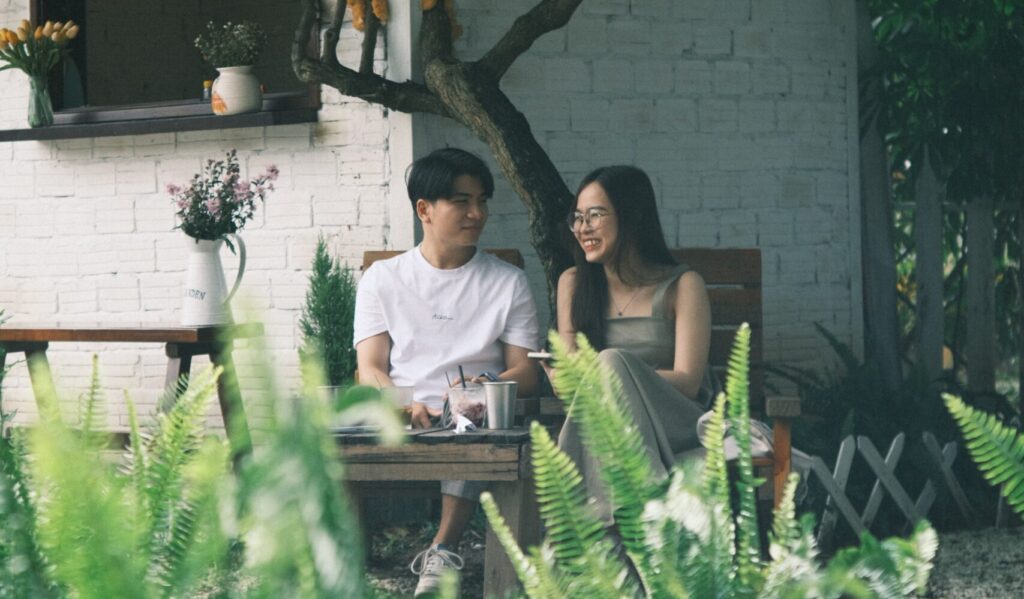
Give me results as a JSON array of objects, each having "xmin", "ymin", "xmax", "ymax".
[{"xmin": 410, "ymin": 544, "xmax": 464, "ymax": 597}]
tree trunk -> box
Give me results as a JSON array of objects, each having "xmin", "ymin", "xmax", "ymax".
[
  {"xmin": 423, "ymin": 60, "xmax": 574, "ymax": 309},
  {"xmin": 856, "ymin": 0, "xmax": 903, "ymax": 391},
  {"xmin": 913, "ymin": 149, "xmax": 944, "ymax": 387},
  {"xmin": 966, "ymin": 195, "xmax": 995, "ymax": 396}
]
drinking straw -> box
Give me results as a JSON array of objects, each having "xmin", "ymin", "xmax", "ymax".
[
  {"xmin": 457, "ymin": 365, "xmax": 467, "ymax": 389},
  {"xmin": 445, "ymin": 371, "xmax": 452, "ymax": 387}
]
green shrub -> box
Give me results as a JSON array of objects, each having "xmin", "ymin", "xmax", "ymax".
[
  {"xmin": 300, "ymin": 236, "xmax": 358, "ymax": 387},
  {"xmin": 482, "ymin": 325, "xmax": 938, "ymax": 598}
]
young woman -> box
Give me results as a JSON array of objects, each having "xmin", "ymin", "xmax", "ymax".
[{"xmin": 553, "ymin": 165, "xmax": 718, "ymax": 518}]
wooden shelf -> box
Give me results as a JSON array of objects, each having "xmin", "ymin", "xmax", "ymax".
[
  {"xmin": 0, "ymin": 108, "xmax": 317, "ymax": 142},
  {"xmin": 0, "ymin": 92, "xmax": 318, "ymax": 142}
]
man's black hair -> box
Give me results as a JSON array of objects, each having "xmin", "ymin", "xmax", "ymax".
[{"xmin": 406, "ymin": 148, "xmax": 495, "ymax": 208}]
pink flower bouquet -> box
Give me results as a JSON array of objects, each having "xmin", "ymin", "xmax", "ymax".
[{"xmin": 168, "ymin": 149, "xmax": 278, "ymax": 242}]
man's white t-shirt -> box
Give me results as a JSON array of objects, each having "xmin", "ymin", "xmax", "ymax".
[{"xmin": 353, "ymin": 246, "xmax": 540, "ymax": 410}]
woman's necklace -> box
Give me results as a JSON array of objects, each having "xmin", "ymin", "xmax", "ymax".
[{"xmin": 612, "ymin": 286, "xmax": 643, "ymax": 317}]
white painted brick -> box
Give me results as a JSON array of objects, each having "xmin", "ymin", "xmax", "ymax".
[
  {"xmin": 567, "ymin": 15, "xmax": 609, "ymax": 55},
  {"xmin": 610, "ymin": 99, "xmax": 654, "ymax": 132},
  {"xmin": 96, "ymin": 197, "xmax": 137, "ymax": 234},
  {"xmin": 94, "ymin": 136, "xmax": 135, "ymax": 159},
  {"xmin": 55, "ymin": 138, "xmax": 93, "ymax": 161},
  {"xmin": 738, "ymin": 99, "xmax": 776, "ymax": 133},
  {"xmin": 780, "ymin": 175, "xmax": 817, "ymax": 208},
  {"xmin": 582, "ymin": 0, "xmax": 629, "ymax": 15},
  {"xmin": 608, "ymin": 17, "xmax": 651, "ymax": 55},
  {"xmin": 700, "ymin": 173, "xmax": 741, "ymax": 210},
  {"xmin": 117, "ymin": 161, "xmax": 157, "ymax": 194},
  {"xmin": 570, "ymin": 98, "xmax": 610, "ymax": 132},
  {"xmin": 653, "ymin": 98, "xmax": 698, "ymax": 132},
  {"xmin": 35, "ymin": 163, "xmax": 75, "ymax": 197},
  {"xmin": 791, "ymin": 63, "xmax": 829, "ymax": 96},
  {"xmin": 698, "ymin": 99, "xmax": 738, "ymax": 132},
  {"xmin": 675, "ymin": 60, "xmax": 712, "ymax": 95},
  {"xmin": 734, "ymin": 26, "xmax": 772, "ymax": 58},
  {"xmin": 694, "ymin": 25, "xmax": 732, "ymax": 56},
  {"xmin": 634, "ymin": 60, "xmax": 674, "ymax": 94},
  {"xmin": 714, "ymin": 61, "xmax": 751, "ymax": 95},
  {"xmin": 650, "ymin": 21, "xmax": 693, "ymax": 56},
  {"xmin": 75, "ymin": 162, "xmax": 117, "ymax": 198},
  {"xmin": 592, "ymin": 59, "xmax": 634, "ymax": 94},
  {"xmin": 544, "ymin": 58, "xmax": 591, "ymax": 93},
  {"xmin": 752, "ymin": 64, "xmax": 790, "ymax": 95}
]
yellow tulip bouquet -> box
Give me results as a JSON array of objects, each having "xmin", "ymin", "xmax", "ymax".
[{"xmin": 0, "ymin": 19, "xmax": 79, "ymax": 127}]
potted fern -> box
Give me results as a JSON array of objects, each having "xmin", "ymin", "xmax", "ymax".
[{"xmin": 299, "ymin": 236, "xmax": 358, "ymax": 392}]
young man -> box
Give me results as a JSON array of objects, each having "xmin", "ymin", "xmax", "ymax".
[{"xmin": 353, "ymin": 148, "xmax": 539, "ymax": 597}]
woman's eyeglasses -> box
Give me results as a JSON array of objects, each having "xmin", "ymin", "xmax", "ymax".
[{"xmin": 567, "ymin": 208, "xmax": 611, "ymax": 232}]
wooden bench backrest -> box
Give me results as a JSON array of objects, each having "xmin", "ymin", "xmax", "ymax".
[
  {"xmin": 362, "ymin": 249, "xmax": 524, "ymax": 271},
  {"xmin": 671, "ymin": 248, "xmax": 763, "ymax": 408},
  {"xmin": 360, "ymin": 248, "xmax": 763, "ymax": 406}
]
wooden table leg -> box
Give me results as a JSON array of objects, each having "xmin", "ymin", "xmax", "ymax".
[
  {"xmin": 24, "ymin": 344, "xmax": 59, "ymax": 419},
  {"xmin": 484, "ymin": 477, "xmax": 541, "ymax": 597},
  {"xmin": 161, "ymin": 343, "xmax": 193, "ymax": 413},
  {"xmin": 210, "ymin": 341, "xmax": 252, "ymax": 470}
]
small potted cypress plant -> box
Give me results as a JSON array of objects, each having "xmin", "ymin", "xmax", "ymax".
[
  {"xmin": 299, "ymin": 236, "xmax": 358, "ymax": 396},
  {"xmin": 194, "ymin": 20, "xmax": 266, "ymax": 115}
]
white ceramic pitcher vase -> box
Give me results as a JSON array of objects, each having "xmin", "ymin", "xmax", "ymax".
[
  {"xmin": 211, "ymin": 66, "xmax": 262, "ymax": 116},
  {"xmin": 181, "ymin": 234, "xmax": 246, "ymax": 326}
]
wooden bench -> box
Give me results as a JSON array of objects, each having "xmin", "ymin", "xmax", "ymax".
[
  {"xmin": 350, "ymin": 247, "xmax": 798, "ymax": 595},
  {"xmin": 538, "ymin": 248, "xmax": 799, "ymax": 502}
]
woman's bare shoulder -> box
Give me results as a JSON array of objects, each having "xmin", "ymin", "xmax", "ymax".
[{"xmin": 558, "ymin": 266, "xmax": 578, "ymax": 286}]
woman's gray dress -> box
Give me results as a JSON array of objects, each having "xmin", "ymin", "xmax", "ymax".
[{"xmin": 557, "ymin": 265, "xmax": 718, "ymax": 520}]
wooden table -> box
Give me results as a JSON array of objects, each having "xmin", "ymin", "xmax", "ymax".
[
  {"xmin": 0, "ymin": 325, "xmax": 260, "ymax": 466},
  {"xmin": 337, "ymin": 427, "xmax": 540, "ymax": 597}
]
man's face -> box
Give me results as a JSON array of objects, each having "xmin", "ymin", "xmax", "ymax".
[{"xmin": 417, "ymin": 174, "xmax": 489, "ymax": 248}]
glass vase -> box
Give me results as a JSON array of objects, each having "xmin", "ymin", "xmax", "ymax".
[{"xmin": 28, "ymin": 75, "xmax": 55, "ymax": 128}]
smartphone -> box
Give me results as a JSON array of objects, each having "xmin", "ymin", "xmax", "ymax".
[{"xmin": 527, "ymin": 351, "xmax": 553, "ymax": 361}]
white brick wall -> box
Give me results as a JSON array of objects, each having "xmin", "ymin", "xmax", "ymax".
[
  {"xmin": 2, "ymin": 0, "xmax": 863, "ymax": 428},
  {"xmin": 0, "ymin": 1, "xmax": 397, "ymax": 430}
]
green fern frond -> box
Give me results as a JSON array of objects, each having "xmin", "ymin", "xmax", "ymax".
[
  {"xmin": 700, "ymin": 392, "xmax": 730, "ymax": 509},
  {"xmin": 527, "ymin": 422, "xmax": 607, "ymax": 571},
  {"xmin": 481, "ymin": 491, "xmax": 545, "ymax": 597},
  {"xmin": 548, "ymin": 332, "xmax": 659, "ymax": 585},
  {"xmin": 152, "ymin": 439, "xmax": 230, "ymax": 597},
  {"xmin": 78, "ymin": 354, "xmax": 108, "ymax": 444},
  {"xmin": 944, "ymin": 393, "xmax": 1024, "ymax": 517},
  {"xmin": 724, "ymin": 323, "xmax": 762, "ymax": 589},
  {"xmin": 144, "ymin": 367, "xmax": 220, "ymax": 563},
  {"xmin": 769, "ymin": 472, "xmax": 802, "ymax": 558},
  {"xmin": 124, "ymin": 393, "xmax": 149, "ymax": 506}
]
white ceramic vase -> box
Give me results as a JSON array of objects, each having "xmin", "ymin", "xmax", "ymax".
[
  {"xmin": 211, "ymin": 66, "xmax": 262, "ymax": 116},
  {"xmin": 181, "ymin": 235, "xmax": 247, "ymax": 326}
]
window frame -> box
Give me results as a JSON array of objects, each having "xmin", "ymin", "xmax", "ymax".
[{"xmin": 1, "ymin": 0, "xmax": 321, "ymax": 137}]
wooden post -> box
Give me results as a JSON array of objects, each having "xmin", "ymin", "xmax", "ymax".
[
  {"xmin": 483, "ymin": 446, "xmax": 540, "ymax": 598},
  {"xmin": 913, "ymin": 151, "xmax": 944, "ymax": 386},
  {"xmin": 966, "ymin": 196, "xmax": 995, "ymax": 396}
]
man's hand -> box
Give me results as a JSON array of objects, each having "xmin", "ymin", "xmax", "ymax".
[{"xmin": 410, "ymin": 402, "xmax": 441, "ymax": 429}]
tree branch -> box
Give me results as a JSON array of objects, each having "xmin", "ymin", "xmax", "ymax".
[
  {"xmin": 420, "ymin": 2, "xmax": 454, "ymax": 67},
  {"xmin": 293, "ymin": 0, "xmax": 319, "ymax": 76},
  {"xmin": 475, "ymin": 0, "xmax": 583, "ymax": 82},
  {"xmin": 359, "ymin": 6, "xmax": 381, "ymax": 74},
  {"xmin": 321, "ymin": 1, "xmax": 346, "ymax": 66},
  {"xmin": 295, "ymin": 57, "xmax": 448, "ymax": 115}
]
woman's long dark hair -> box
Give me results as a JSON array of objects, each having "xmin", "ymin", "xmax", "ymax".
[{"xmin": 569, "ymin": 165, "xmax": 677, "ymax": 349}]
